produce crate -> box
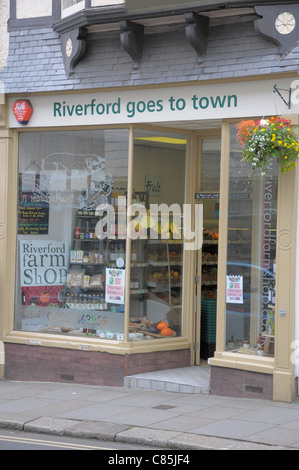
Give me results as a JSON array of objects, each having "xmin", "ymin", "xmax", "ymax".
[
  {"xmin": 200, "ymin": 340, "xmax": 216, "ymax": 360},
  {"xmin": 201, "ymin": 299, "xmax": 217, "ymax": 313},
  {"xmin": 201, "ymin": 299, "xmax": 217, "ymax": 345}
]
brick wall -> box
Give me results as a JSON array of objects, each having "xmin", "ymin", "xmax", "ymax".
[
  {"xmin": 4, "ymin": 343, "xmax": 190, "ymax": 387},
  {"xmin": 210, "ymin": 366, "xmax": 273, "ymax": 400}
]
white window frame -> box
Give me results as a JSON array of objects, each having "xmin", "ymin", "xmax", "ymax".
[{"xmin": 61, "ymin": 0, "xmax": 85, "ymax": 18}]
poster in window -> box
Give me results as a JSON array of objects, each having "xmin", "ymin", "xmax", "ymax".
[
  {"xmin": 105, "ymin": 267, "xmax": 125, "ymax": 305},
  {"xmin": 226, "ymin": 274, "xmax": 243, "ymax": 304},
  {"xmin": 20, "ymin": 240, "xmax": 69, "ymax": 307}
]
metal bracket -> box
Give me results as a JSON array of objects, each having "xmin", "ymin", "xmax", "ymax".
[{"xmin": 273, "ymin": 84, "xmax": 291, "ymax": 109}]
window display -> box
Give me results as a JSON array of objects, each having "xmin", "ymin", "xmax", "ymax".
[
  {"xmin": 15, "ymin": 127, "xmax": 187, "ymax": 342},
  {"xmin": 15, "ymin": 129, "xmax": 129, "ymax": 339},
  {"xmin": 128, "ymin": 129, "xmax": 186, "ymax": 340},
  {"xmin": 225, "ymin": 124, "xmax": 277, "ymax": 357}
]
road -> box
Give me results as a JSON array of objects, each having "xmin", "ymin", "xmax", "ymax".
[{"xmin": 0, "ymin": 429, "xmax": 166, "ymax": 451}]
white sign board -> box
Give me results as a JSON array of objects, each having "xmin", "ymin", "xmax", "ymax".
[
  {"xmin": 20, "ymin": 240, "xmax": 69, "ymax": 287},
  {"xmin": 9, "ymin": 78, "xmax": 298, "ymax": 128}
]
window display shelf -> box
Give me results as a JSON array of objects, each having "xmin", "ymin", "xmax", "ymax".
[
  {"xmin": 147, "ymin": 282, "xmax": 181, "ymax": 293},
  {"xmin": 148, "ymin": 260, "xmax": 183, "ymax": 266},
  {"xmin": 130, "ymin": 288, "xmax": 149, "ymax": 295},
  {"xmin": 147, "ymin": 239, "xmax": 183, "ymax": 245}
]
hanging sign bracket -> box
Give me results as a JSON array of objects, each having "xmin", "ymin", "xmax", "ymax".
[{"xmin": 273, "ymin": 84, "xmax": 291, "ymax": 109}]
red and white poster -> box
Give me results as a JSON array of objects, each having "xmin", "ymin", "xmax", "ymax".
[
  {"xmin": 226, "ymin": 274, "xmax": 243, "ymax": 304},
  {"xmin": 105, "ymin": 267, "xmax": 125, "ymax": 305}
]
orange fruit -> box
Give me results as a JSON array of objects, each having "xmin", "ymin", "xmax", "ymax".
[
  {"xmin": 157, "ymin": 321, "xmax": 168, "ymax": 330},
  {"xmin": 161, "ymin": 327, "xmax": 173, "ymax": 336}
]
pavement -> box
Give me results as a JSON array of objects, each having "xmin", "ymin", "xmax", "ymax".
[{"xmin": 0, "ymin": 378, "xmax": 299, "ymax": 450}]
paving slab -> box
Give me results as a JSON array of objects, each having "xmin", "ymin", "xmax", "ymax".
[
  {"xmin": 0, "ymin": 379, "xmax": 299, "ymax": 450},
  {"xmin": 168, "ymin": 433, "xmax": 291, "ymax": 451}
]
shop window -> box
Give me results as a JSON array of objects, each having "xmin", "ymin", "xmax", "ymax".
[
  {"xmin": 225, "ymin": 124, "xmax": 277, "ymax": 358},
  {"xmin": 201, "ymin": 139, "xmax": 221, "ymax": 191},
  {"xmin": 15, "ymin": 129, "xmax": 129, "ymax": 339},
  {"xmin": 129, "ymin": 129, "xmax": 187, "ymax": 340}
]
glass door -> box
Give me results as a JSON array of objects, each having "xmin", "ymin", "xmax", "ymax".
[{"xmin": 128, "ymin": 128, "xmax": 187, "ymax": 342}]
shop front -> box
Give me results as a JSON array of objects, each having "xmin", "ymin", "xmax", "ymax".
[{"xmin": 0, "ymin": 75, "xmax": 298, "ymax": 402}]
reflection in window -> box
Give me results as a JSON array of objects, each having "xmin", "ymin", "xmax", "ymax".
[
  {"xmin": 129, "ymin": 130, "xmax": 187, "ymax": 340},
  {"xmin": 15, "ymin": 129, "xmax": 129, "ymax": 340},
  {"xmin": 225, "ymin": 124, "xmax": 277, "ymax": 358}
]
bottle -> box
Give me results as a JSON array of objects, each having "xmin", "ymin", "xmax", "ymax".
[
  {"xmin": 75, "ymin": 227, "xmax": 80, "ymax": 239},
  {"xmin": 118, "ymin": 242, "xmax": 125, "ymax": 264},
  {"xmin": 69, "ymin": 294, "xmax": 74, "ymax": 309},
  {"xmin": 85, "ymin": 221, "xmax": 90, "ymax": 239},
  {"xmin": 87, "ymin": 296, "xmax": 93, "ymax": 310},
  {"xmin": 110, "ymin": 243, "xmax": 115, "ymax": 262},
  {"xmin": 131, "ymin": 246, "xmax": 137, "ymax": 263}
]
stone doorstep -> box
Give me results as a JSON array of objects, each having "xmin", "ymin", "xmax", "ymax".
[{"xmin": 124, "ymin": 376, "xmax": 209, "ymax": 394}]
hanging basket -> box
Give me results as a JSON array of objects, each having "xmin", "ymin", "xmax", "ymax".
[{"xmin": 236, "ymin": 117, "xmax": 299, "ymax": 178}]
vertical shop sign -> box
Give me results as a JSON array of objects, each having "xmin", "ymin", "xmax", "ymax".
[{"xmin": 105, "ymin": 268, "xmax": 125, "ymax": 305}]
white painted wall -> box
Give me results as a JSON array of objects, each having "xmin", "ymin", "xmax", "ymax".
[
  {"xmin": 16, "ymin": 0, "xmax": 52, "ymax": 18},
  {"xmin": 0, "ymin": 0, "xmax": 9, "ymax": 73}
]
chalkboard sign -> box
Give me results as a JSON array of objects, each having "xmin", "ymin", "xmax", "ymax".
[{"xmin": 18, "ymin": 173, "xmax": 49, "ymax": 235}]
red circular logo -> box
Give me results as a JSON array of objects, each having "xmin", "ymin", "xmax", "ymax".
[{"xmin": 13, "ymin": 100, "xmax": 33, "ymax": 125}]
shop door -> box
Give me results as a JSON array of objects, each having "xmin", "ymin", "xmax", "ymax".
[{"xmin": 194, "ymin": 138, "xmax": 221, "ymax": 365}]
